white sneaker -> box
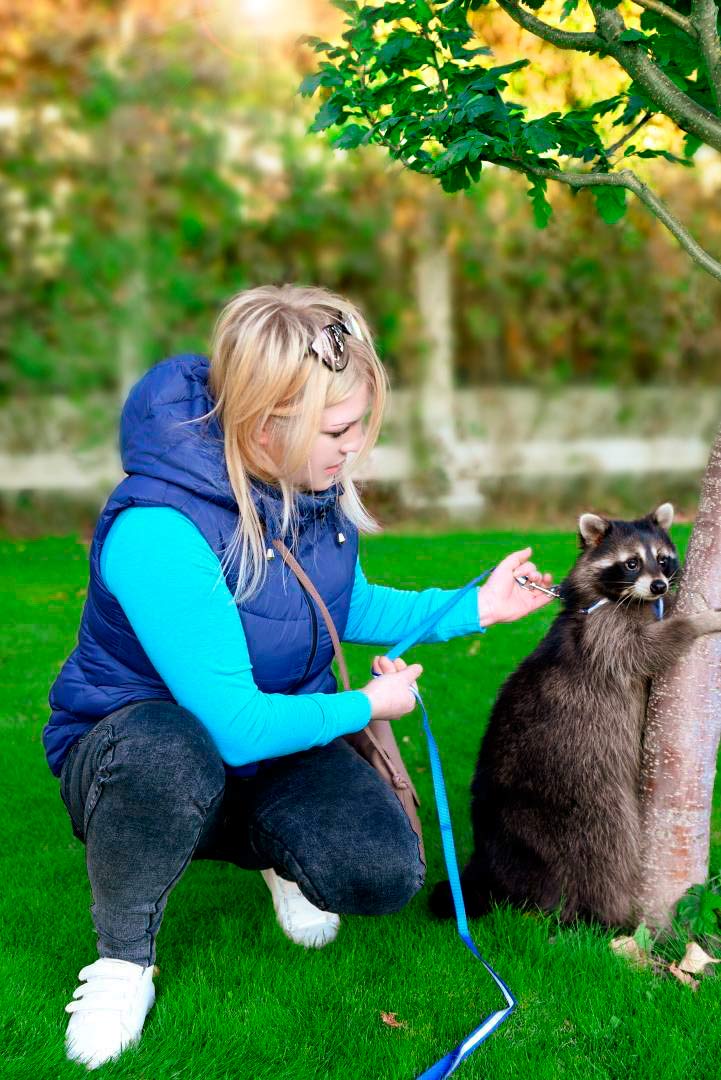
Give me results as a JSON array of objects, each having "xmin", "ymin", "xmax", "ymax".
[
  {"xmin": 261, "ymin": 868, "xmax": 340, "ymax": 948},
  {"xmin": 64, "ymin": 957, "xmax": 156, "ymax": 1069}
]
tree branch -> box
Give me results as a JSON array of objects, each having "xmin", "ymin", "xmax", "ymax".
[
  {"xmin": 589, "ymin": 1, "xmax": 721, "ymax": 152},
  {"xmin": 418, "ymin": 24, "xmax": 450, "ymax": 106},
  {"xmin": 629, "ymin": 0, "xmax": 697, "ymax": 39},
  {"xmin": 498, "ymin": 157, "xmax": 721, "ymax": 282},
  {"xmin": 691, "ymin": 0, "xmax": 721, "ymax": 113},
  {"xmin": 593, "ymin": 110, "xmax": 654, "ymax": 169},
  {"xmin": 594, "ymin": 3, "xmax": 721, "ymax": 149},
  {"xmin": 494, "ymin": 0, "xmax": 605, "ymax": 53}
]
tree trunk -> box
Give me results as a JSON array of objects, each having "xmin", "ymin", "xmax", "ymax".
[
  {"xmin": 638, "ymin": 423, "xmax": 721, "ymax": 927},
  {"xmin": 408, "ymin": 196, "xmax": 485, "ymax": 518}
]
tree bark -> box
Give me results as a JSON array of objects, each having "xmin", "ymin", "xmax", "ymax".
[{"xmin": 638, "ymin": 423, "xmax": 721, "ymax": 927}]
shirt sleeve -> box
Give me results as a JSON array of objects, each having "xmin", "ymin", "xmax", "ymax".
[
  {"xmin": 343, "ymin": 555, "xmax": 485, "ymax": 646},
  {"xmin": 100, "ymin": 507, "xmax": 371, "ymax": 768}
]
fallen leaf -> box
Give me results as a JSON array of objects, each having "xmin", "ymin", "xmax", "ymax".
[
  {"xmin": 678, "ymin": 941, "xmax": 721, "ymax": 976},
  {"xmin": 381, "ymin": 1012, "xmax": 407, "ymax": 1029},
  {"xmin": 669, "ymin": 962, "xmax": 700, "ymax": 991},
  {"xmin": 467, "ymin": 640, "xmax": 481, "ymax": 656},
  {"xmin": 609, "ymin": 935, "xmax": 651, "ymax": 966}
]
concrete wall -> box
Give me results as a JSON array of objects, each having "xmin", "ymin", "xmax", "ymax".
[{"xmin": 1, "ymin": 387, "xmax": 718, "ymax": 518}]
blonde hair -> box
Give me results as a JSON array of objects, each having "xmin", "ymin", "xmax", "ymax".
[{"xmin": 200, "ymin": 283, "xmax": 389, "ymax": 603}]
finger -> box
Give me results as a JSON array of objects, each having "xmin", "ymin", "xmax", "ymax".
[
  {"xmin": 531, "ymin": 591, "xmax": 555, "ymax": 608},
  {"xmin": 372, "ymin": 655, "xmax": 394, "ymax": 674},
  {"xmin": 394, "ymin": 657, "xmax": 408, "ymax": 671},
  {"xmin": 528, "ymin": 585, "xmax": 554, "ymax": 604},
  {"xmin": 514, "ymin": 561, "xmax": 538, "ymax": 580},
  {"xmin": 511, "ymin": 547, "xmax": 532, "ymax": 568},
  {"xmin": 497, "ymin": 547, "xmax": 532, "ymax": 574}
]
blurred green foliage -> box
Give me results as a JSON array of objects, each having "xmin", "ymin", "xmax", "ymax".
[{"xmin": 1, "ymin": 2, "xmax": 720, "ymax": 399}]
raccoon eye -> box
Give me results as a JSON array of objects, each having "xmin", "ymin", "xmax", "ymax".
[
  {"xmin": 658, "ymin": 555, "xmax": 669, "ymax": 568},
  {"xmin": 625, "ymin": 558, "xmax": 640, "ymax": 571}
]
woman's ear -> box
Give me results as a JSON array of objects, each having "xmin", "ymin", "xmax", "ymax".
[{"xmin": 257, "ymin": 421, "xmax": 270, "ymax": 447}]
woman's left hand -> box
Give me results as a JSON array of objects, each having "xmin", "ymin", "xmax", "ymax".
[{"xmin": 478, "ymin": 547, "xmax": 555, "ymax": 627}]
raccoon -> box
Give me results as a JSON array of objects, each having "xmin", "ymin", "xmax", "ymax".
[{"xmin": 429, "ymin": 503, "xmax": 721, "ymax": 928}]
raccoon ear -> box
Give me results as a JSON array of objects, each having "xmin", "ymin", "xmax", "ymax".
[
  {"xmin": 578, "ymin": 513, "xmax": 611, "ymax": 548},
  {"xmin": 651, "ymin": 502, "xmax": 674, "ymax": 531}
]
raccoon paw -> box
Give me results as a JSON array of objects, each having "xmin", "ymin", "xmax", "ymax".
[{"xmin": 428, "ymin": 878, "xmax": 456, "ymax": 920}]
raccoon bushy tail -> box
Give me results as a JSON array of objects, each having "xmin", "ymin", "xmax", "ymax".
[{"xmin": 428, "ymin": 858, "xmax": 493, "ymax": 920}]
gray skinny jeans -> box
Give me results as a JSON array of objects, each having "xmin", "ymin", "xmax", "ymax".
[{"xmin": 58, "ymin": 700, "xmax": 426, "ymax": 966}]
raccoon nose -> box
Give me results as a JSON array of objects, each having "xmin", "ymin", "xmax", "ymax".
[{"xmin": 650, "ymin": 579, "xmax": 667, "ymax": 595}]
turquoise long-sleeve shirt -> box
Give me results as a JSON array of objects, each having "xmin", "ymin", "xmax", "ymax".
[{"xmin": 100, "ymin": 507, "xmax": 485, "ymax": 768}]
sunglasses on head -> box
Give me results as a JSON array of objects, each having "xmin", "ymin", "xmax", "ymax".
[{"xmin": 308, "ymin": 312, "xmax": 363, "ymax": 372}]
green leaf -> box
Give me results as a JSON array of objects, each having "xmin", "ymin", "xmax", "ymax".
[
  {"xmin": 469, "ymin": 60, "xmax": 530, "ymax": 92},
  {"xmin": 526, "ymin": 120, "xmax": 559, "ymax": 154},
  {"xmin": 455, "ymin": 93, "xmax": 497, "ymax": 123},
  {"xmin": 439, "ymin": 163, "xmax": 470, "ymax": 191},
  {"xmin": 615, "ymin": 93, "xmax": 650, "ymax": 127},
  {"xmin": 635, "ymin": 148, "xmax": 694, "ymax": 166},
  {"xmin": 298, "ymin": 72, "xmax": 323, "ymax": 97},
  {"xmin": 560, "ymin": 0, "xmax": 580, "ymax": 19},
  {"xmin": 676, "ymin": 883, "xmax": 721, "ymax": 937},
  {"xmin": 633, "ymin": 921, "xmax": 653, "ymax": 954},
  {"xmin": 528, "ymin": 177, "xmax": 552, "ymax": 228},
  {"xmin": 331, "ymin": 123, "xmax": 370, "ymax": 149},
  {"xmin": 434, "ymin": 132, "xmax": 490, "ymax": 171},
  {"xmin": 361, "ymin": 2, "xmax": 415, "ymax": 26},
  {"xmin": 466, "ymin": 157, "xmax": 483, "ymax": 182},
  {"xmin": 309, "ymin": 98, "xmax": 347, "ymax": 132},
  {"xmin": 415, "ymin": 0, "xmax": 434, "ymax": 23},
  {"xmin": 374, "ymin": 31, "xmax": 436, "ymax": 72},
  {"xmin": 592, "ymin": 185, "xmax": 627, "ymax": 224},
  {"xmin": 299, "ymin": 70, "xmax": 345, "ymax": 97},
  {"xmin": 619, "ymin": 28, "xmax": 651, "ymax": 45}
]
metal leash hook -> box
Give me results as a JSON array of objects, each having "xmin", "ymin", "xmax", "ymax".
[{"xmin": 514, "ymin": 574, "xmax": 562, "ymax": 600}]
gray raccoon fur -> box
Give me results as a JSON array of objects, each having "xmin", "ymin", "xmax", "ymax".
[{"xmin": 429, "ymin": 503, "xmax": 721, "ymax": 928}]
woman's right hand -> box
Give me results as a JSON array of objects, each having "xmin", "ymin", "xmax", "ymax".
[{"xmin": 359, "ymin": 655, "xmax": 423, "ymax": 720}]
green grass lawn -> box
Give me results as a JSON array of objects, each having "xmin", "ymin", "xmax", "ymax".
[{"xmin": 3, "ymin": 525, "xmax": 721, "ymax": 1079}]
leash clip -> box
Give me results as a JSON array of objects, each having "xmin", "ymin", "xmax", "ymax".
[{"xmin": 514, "ymin": 575, "xmax": 561, "ymax": 600}]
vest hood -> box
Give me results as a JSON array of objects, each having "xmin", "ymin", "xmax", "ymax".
[{"xmin": 120, "ymin": 352, "xmax": 345, "ymax": 535}]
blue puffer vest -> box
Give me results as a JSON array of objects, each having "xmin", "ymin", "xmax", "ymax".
[{"xmin": 44, "ymin": 353, "xmax": 358, "ymax": 778}]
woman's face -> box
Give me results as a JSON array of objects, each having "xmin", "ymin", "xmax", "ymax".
[{"xmin": 292, "ymin": 382, "xmax": 371, "ymax": 492}]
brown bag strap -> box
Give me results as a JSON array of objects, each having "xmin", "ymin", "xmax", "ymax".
[{"xmin": 271, "ymin": 538, "xmax": 402, "ymax": 777}]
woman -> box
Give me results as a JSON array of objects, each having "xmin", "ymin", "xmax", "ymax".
[{"xmin": 45, "ymin": 284, "xmax": 553, "ymax": 1069}]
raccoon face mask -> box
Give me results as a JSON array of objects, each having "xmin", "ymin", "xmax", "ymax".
[{"xmin": 575, "ymin": 502, "xmax": 680, "ymax": 605}]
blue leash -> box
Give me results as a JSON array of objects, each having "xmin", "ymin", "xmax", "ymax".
[{"xmin": 375, "ymin": 569, "xmax": 517, "ymax": 1079}]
